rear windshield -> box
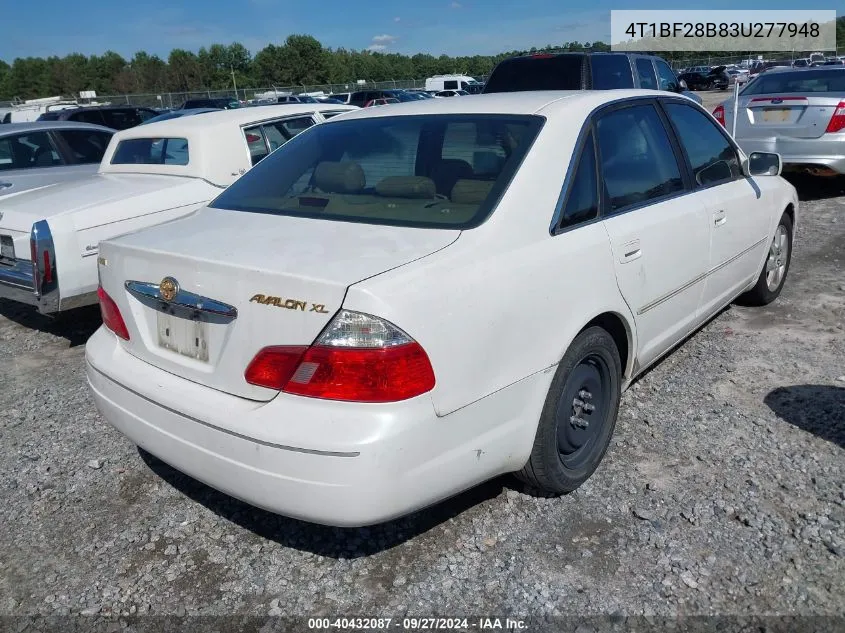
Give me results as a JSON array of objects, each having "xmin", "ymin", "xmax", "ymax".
[
  {"xmin": 742, "ymin": 69, "xmax": 845, "ymax": 95},
  {"xmin": 111, "ymin": 138, "xmax": 190, "ymax": 165},
  {"xmin": 483, "ymin": 55, "xmax": 583, "ymax": 93},
  {"xmin": 209, "ymin": 114, "xmax": 543, "ymax": 229}
]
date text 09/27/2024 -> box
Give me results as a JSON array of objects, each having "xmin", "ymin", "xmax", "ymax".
[
  {"xmin": 307, "ymin": 617, "xmax": 528, "ymax": 630},
  {"xmin": 624, "ymin": 21, "xmax": 820, "ymax": 39}
]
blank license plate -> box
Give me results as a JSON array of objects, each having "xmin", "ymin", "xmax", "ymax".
[
  {"xmin": 762, "ymin": 108, "xmax": 791, "ymax": 122},
  {"xmin": 157, "ymin": 312, "xmax": 209, "ymax": 362}
]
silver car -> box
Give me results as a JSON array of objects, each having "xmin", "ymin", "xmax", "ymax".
[
  {"xmin": 0, "ymin": 121, "xmax": 115, "ymax": 197},
  {"xmin": 715, "ymin": 67, "xmax": 845, "ymax": 176}
]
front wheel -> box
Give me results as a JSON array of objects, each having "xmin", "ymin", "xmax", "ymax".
[
  {"xmin": 739, "ymin": 212, "xmax": 793, "ymax": 306},
  {"xmin": 516, "ymin": 327, "xmax": 622, "ymax": 494}
]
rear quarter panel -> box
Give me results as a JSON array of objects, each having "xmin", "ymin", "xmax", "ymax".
[{"xmin": 345, "ymin": 111, "xmax": 635, "ymax": 424}]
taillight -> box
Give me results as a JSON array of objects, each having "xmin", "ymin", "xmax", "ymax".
[
  {"xmin": 244, "ymin": 310, "xmax": 436, "ymax": 402},
  {"xmin": 97, "ymin": 286, "xmax": 130, "ymax": 341},
  {"xmin": 825, "ymin": 101, "xmax": 845, "ymax": 133},
  {"xmin": 713, "ymin": 104, "xmax": 726, "ymax": 127}
]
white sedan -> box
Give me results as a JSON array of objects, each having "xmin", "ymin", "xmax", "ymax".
[
  {"xmin": 86, "ymin": 90, "xmax": 797, "ymax": 526},
  {"xmin": 0, "ymin": 104, "xmax": 356, "ymax": 313}
]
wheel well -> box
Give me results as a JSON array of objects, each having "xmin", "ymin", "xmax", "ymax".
[
  {"xmin": 583, "ymin": 313, "xmax": 631, "ymax": 378},
  {"xmin": 783, "ymin": 203, "xmax": 795, "ymax": 226}
]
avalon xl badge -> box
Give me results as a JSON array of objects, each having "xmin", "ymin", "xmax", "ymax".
[{"xmin": 159, "ymin": 277, "xmax": 179, "ymax": 302}]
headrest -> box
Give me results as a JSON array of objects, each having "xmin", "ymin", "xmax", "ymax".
[
  {"xmin": 451, "ymin": 179, "xmax": 494, "ymax": 205},
  {"xmin": 375, "ymin": 176, "xmax": 436, "ymax": 199},
  {"xmin": 314, "ymin": 161, "xmax": 365, "ymax": 193}
]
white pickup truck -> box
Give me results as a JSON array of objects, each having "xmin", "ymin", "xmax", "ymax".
[{"xmin": 0, "ymin": 104, "xmax": 355, "ymax": 313}]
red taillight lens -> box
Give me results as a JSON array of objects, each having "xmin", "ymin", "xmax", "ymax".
[
  {"xmin": 713, "ymin": 105, "xmax": 726, "ymax": 127},
  {"xmin": 245, "ymin": 342, "xmax": 436, "ymax": 402},
  {"xmin": 244, "ymin": 346, "xmax": 308, "ymax": 390},
  {"xmin": 97, "ymin": 286, "xmax": 130, "ymax": 341},
  {"xmin": 284, "ymin": 343, "xmax": 435, "ymax": 402},
  {"xmin": 825, "ymin": 101, "xmax": 845, "ymax": 133},
  {"xmin": 42, "ymin": 250, "xmax": 52, "ymax": 283}
]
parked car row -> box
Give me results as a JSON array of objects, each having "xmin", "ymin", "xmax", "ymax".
[{"xmin": 1, "ymin": 52, "xmax": 800, "ymax": 527}]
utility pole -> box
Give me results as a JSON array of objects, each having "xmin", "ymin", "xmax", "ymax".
[{"xmin": 231, "ymin": 65, "xmax": 238, "ymax": 101}]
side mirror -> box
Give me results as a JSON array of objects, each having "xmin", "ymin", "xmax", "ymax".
[
  {"xmin": 745, "ymin": 151, "xmax": 782, "ymax": 176},
  {"xmin": 677, "ymin": 79, "xmax": 689, "ymax": 92}
]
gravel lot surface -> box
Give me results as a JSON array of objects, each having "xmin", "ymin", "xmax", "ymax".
[{"xmin": 0, "ymin": 141, "xmax": 843, "ymax": 626}]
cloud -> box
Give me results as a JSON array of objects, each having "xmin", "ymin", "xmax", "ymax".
[
  {"xmin": 394, "ymin": 17, "xmax": 401, "ymax": 22},
  {"xmin": 450, "ymin": 2, "xmax": 462, "ymax": 8},
  {"xmin": 371, "ymin": 34, "xmax": 398, "ymax": 44},
  {"xmin": 366, "ymin": 44, "xmax": 387, "ymax": 52}
]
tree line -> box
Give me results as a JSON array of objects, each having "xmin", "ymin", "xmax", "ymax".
[
  {"xmin": 0, "ymin": 36, "xmax": 608, "ymax": 100},
  {"xmin": 1, "ymin": 19, "xmax": 842, "ymax": 101}
]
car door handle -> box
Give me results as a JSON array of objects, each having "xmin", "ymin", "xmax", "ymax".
[
  {"xmin": 620, "ymin": 239, "xmax": 642, "ymax": 263},
  {"xmin": 714, "ymin": 209, "xmax": 727, "ymax": 226}
]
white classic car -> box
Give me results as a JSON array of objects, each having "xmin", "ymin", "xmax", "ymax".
[
  {"xmin": 86, "ymin": 90, "xmax": 797, "ymax": 526},
  {"xmin": 0, "ymin": 121, "xmax": 115, "ymax": 197},
  {"xmin": 0, "ymin": 104, "xmax": 356, "ymax": 313}
]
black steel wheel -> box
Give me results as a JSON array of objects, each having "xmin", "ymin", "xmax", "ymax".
[{"xmin": 517, "ymin": 326, "xmax": 622, "ymax": 494}]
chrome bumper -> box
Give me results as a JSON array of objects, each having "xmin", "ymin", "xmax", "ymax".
[{"xmin": 0, "ymin": 220, "xmax": 59, "ymax": 313}]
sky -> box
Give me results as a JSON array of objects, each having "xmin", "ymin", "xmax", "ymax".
[{"xmin": 0, "ymin": 0, "xmax": 840, "ymax": 61}]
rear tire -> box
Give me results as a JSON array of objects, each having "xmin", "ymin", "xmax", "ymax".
[
  {"xmin": 517, "ymin": 327, "xmax": 622, "ymax": 494},
  {"xmin": 739, "ymin": 213, "xmax": 793, "ymax": 306}
]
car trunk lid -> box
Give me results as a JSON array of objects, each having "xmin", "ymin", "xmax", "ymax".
[
  {"xmin": 735, "ymin": 94, "xmax": 843, "ymax": 139},
  {"xmin": 99, "ymin": 207, "xmax": 459, "ymax": 401}
]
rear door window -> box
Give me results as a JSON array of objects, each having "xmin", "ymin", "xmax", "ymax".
[
  {"xmin": 655, "ymin": 60, "xmax": 680, "ymax": 91},
  {"xmin": 483, "ymin": 55, "xmax": 584, "ymax": 92},
  {"xmin": 55, "ymin": 129, "xmax": 113, "ymax": 164},
  {"xmin": 0, "ymin": 132, "xmax": 63, "ymax": 170},
  {"xmin": 262, "ymin": 117, "xmax": 316, "ymax": 152},
  {"xmin": 664, "ymin": 102, "xmax": 741, "ymax": 186},
  {"xmin": 635, "ymin": 59, "xmax": 658, "ymax": 89},
  {"xmin": 596, "ymin": 104, "xmax": 684, "ymax": 213},
  {"xmin": 591, "ymin": 55, "xmax": 634, "ymax": 89}
]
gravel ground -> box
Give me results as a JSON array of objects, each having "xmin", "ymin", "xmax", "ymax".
[{"xmin": 0, "ymin": 174, "xmax": 843, "ymax": 627}]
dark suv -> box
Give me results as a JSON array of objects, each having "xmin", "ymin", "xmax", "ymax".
[
  {"xmin": 37, "ymin": 106, "xmax": 159, "ymax": 130},
  {"xmin": 179, "ymin": 97, "xmax": 240, "ymax": 109},
  {"xmin": 482, "ymin": 52, "xmax": 702, "ymax": 104}
]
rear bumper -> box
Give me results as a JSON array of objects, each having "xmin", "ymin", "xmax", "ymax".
[
  {"xmin": 85, "ymin": 327, "xmax": 545, "ymax": 526},
  {"xmin": 0, "ymin": 258, "xmax": 39, "ymax": 306},
  {"xmin": 737, "ymin": 135, "xmax": 845, "ymax": 174}
]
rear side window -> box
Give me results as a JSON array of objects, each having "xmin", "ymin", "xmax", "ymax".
[
  {"xmin": 0, "ymin": 132, "xmax": 62, "ymax": 170},
  {"xmin": 210, "ymin": 114, "xmax": 544, "ymax": 229},
  {"xmin": 591, "ymin": 55, "xmax": 634, "ymax": 89},
  {"xmin": 111, "ymin": 138, "xmax": 189, "ymax": 165},
  {"xmin": 664, "ymin": 103, "xmax": 741, "ymax": 186},
  {"xmin": 101, "ymin": 109, "xmax": 143, "ymax": 130},
  {"xmin": 557, "ymin": 132, "xmax": 598, "ymax": 231},
  {"xmin": 635, "ymin": 59, "xmax": 658, "ymax": 89},
  {"xmin": 596, "ymin": 104, "xmax": 683, "ymax": 213},
  {"xmin": 483, "ymin": 56, "xmax": 584, "ymax": 93},
  {"xmin": 69, "ymin": 110, "xmax": 106, "ymax": 125},
  {"xmin": 244, "ymin": 116, "xmax": 315, "ymax": 165},
  {"xmin": 56, "ymin": 129, "xmax": 113, "ymax": 164}
]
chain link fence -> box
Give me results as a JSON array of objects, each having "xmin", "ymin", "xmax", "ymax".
[{"xmin": 95, "ymin": 79, "xmax": 429, "ymax": 108}]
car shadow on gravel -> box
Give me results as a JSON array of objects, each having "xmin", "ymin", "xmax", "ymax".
[
  {"xmin": 0, "ymin": 300, "xmax": 101, "ymax": 347},
  {"xmin": 139, "ymin": 448, "xmax": 519, "ymax": 556},
  {"xmin": 782, "ymin": 174, "xmax": 845, "ymax": 201},
  {"xmin": 764, "ymin": 384, "xmax": 845, "ymax": 449}
]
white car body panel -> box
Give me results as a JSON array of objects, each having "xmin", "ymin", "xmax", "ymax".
[
  {"xmin": 0, "ymin": 104, "xmax": 357, "ymax": 312},
  {"xmin": 86, "ymin": 90, "xmax": 799, "ymax": 525}
]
